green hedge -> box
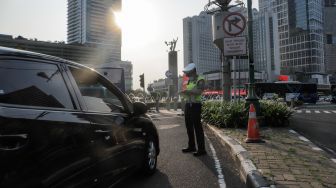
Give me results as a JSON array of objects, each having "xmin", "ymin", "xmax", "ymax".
[{"xmin": 202, "ymin": 100, "xmax": 293, "ymax": 128}]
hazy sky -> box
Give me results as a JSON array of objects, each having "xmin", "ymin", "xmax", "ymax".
[{"xmin": 0, "ymin": 0, "xmax": 258, "ymax": 90}]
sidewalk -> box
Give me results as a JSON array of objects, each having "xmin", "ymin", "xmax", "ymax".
[{"xmin": 214, "ymin": 126, "xmax": 336, "ymax": 188}]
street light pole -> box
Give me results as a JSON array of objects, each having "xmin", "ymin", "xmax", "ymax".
[{"xmin": 246, "ymin": 0, "xmax": 260, "ymax": 114}]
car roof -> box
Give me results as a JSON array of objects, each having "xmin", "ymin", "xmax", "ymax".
[{"xmin": 0, "ymin": 46, "xmax": 90, "ymax": 69}]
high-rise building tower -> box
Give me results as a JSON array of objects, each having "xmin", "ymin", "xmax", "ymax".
[
  {"xmin": 274, "ymin": 0, "xmax": 325, "ymax": 75},
  {"xmin": 67, "ymin": 0, "xmax": 122, "ymax": 62},
  {"xmin": 183, "ymin": 12, "xmax": 221, "ymax": 74},
  {"xmin": 324, "ymin": 0, "xmax": 336, "ymax": 75},
  {"xmin": 253, "ymin": 0, "xmax": 280, "ymax": 82}
]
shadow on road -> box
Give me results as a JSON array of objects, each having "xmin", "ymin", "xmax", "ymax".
[{"xmin": 116, "ymin": 170, "xmax": 172, "ymax": 188}]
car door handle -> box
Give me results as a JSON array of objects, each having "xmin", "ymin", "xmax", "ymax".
[{"xmin": 0, "ymin": 134, "xmax": 29, "ymax": 151}]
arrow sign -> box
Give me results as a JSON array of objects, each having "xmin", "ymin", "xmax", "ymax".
[
  {"xmin": 165, "ymin": 70, "xmax": 173, "ymax": 78},
  {"xmin": 223, "ymin": 12, "xmax": 246, "ymax": 36}
]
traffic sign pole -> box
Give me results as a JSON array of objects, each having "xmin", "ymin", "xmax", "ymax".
[{"xmin": 246, "ymin": 0, "xmax": 260, "ymax": 115}]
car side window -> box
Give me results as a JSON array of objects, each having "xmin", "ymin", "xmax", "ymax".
[
  {"xmin": 0, "ymin": 60, "xmax": 74, "ymax": 109},
  {"xmin": 69, "ymin": 67, "xmax": 125, "ymax": 113}
]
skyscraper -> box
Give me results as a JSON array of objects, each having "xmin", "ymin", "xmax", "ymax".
[
  {"xmin": 274, "ymin": 0, "xmax": 325, "ymax": 76},
  {"xmin": 67, "ymin": 0, "xmax": 122, "ymax": 62},
  {"xmin": 324, "ymin": 0, "xmax": 336, "ymax": 75},
  {"xmin": 253, "ymin": 0, "xmax": 280, "ymax": 82},
  {"xmin": 183, "ymin": 12, "xmax": 221, "ymax": 74}
]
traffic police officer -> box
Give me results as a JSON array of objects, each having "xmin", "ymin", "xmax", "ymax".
[{"xmin": 180, "ymin": 63, "xmax": 206, "ymax": 156}]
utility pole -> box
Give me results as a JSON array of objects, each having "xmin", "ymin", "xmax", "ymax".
[{"xmin": 246, "ymin": 0, "xmax": 260, "ymax": 114}]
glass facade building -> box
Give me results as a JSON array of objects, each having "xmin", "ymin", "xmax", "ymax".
[
  {"xmin": 183, "ymin": 12, "xmax": 221, "ymax": 74},
  {"xmin": 67, "ymin": 0, "xmax": 122, "ymax": 62},
  {"xmin": 274, "ymin": 0, "xmax": 325, "ymax": 74},
  {"xmin": 253, "ymin": 0, "xmax": 281, "ymax": 82}
]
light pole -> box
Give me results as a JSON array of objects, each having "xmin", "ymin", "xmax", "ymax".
[{"xmin": 246, "ymin": 0, "xmax": 260, "ymax": 114}]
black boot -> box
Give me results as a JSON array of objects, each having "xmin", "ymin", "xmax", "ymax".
[
  {"xmin": 193, "ymin": 150, "xmax": 207, "ymax": 156},
  {"xmin": 182, "ymin": 147, "xmax": 196, "ymax": 153}
]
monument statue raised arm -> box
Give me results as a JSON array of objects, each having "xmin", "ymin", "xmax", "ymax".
[{"xmin": 165, "ymin": 37, "xmax": 178, "ymax": 51}]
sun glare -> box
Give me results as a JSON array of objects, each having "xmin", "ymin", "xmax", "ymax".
[
  {"xmin": 114, "ymin": 11, "xmax": 124, "ymax": 29},
  {"xmin": 114, "ymin": 0, "xmax": 159, "ymax": 48}
]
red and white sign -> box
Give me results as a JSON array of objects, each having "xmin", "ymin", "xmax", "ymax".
[{"xmin": 223, "ymin": 12, "xmax": 246, "ymax": 36}]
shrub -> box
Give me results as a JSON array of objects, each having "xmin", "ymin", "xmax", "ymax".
[
  {"xmin": 202, "ymin": 100, "xmax": 293, "ymax": 128},
  {"xmin": 260, "ymin": 100, "xmax": 293, "ymax": 126}
]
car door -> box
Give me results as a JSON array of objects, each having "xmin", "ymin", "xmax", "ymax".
[
  {"xmin": 65, "ymin": 65, "xmax": 145, "ymax": 184},
  {"xmin": 0, "ymin": 58, "xmax": 98, "ymax": 188}
]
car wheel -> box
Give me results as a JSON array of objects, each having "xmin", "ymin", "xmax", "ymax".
[{"xmin": 142, "ymin": 136, "xmax": 157, "ymax": 175}]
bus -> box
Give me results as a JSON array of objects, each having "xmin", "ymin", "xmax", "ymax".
[{"xmin": 254, "ymin": 82, "xmax": 318, "ymax": 104}]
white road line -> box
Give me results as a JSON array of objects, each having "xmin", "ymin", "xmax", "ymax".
[
  {"xmin": 296, "ymin": 110, "xmax": 302, "ymax": 113},
  {"xmin": 324, "ymin": 111, "xmax": 331, "ymax": 114},
  {"xmin": 332, "ymin": 111, "xmax": 336, "ymax": 113},
  {"xmin": 157, "ymin": 124, "xmax": 180, "ymax": 130},
  {"xmin": 314, "ymin": 110, "xmax": 320, "ymax": 113},
  {"xmin": 298, "ymin": 136, "xmax": 310, "ymax": 142},
  {"xmin": 306, "ymin": 110, "xmax": 311, "ymax": 113},
  {"xmin": 332, "ymin": 159, "xmax": 336, "ymax": 164},
  {"xmin": 289, "ymin": 130, "xmax": 297, "ymax": 134},
  {"xmin": 312, "ymin": 147, "xmax": 323, "ymax": 151},
  {"xmin": 205, "ymin": 135, "xmax": 226, "ymax": 188},
  {"xmin": 152, "ymin": 117, "xmax": 180, "ymax": 121}
]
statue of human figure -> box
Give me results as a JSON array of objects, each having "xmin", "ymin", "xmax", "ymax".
[{"xmin": 165, "ymin": 37, "xmax": 178, "ymax": 51}]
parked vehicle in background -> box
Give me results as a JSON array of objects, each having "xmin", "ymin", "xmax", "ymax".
[
  {"xmin": 0, "ymin": 47, "xmax": 159, "ymax": 187},
  {"xmin": 331, "ymin": 95, "xmax": 336, "ymax": 104},
  {"xmin": 254, "ymin": 82, "xmax": 318, "ymax": 104},
  {"xmin": 331, "ymin": 85, "xmax": 336, "ymax": 104}
]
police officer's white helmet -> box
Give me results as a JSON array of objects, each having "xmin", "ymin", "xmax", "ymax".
[{"xmin": 183, "ymin": 63, "xmax": 196, "ymax": 73}]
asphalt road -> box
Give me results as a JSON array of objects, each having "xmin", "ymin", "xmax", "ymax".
[
  {"xmin": 291, "ymin": 103, "xmax": 336, "ymax": 156},
  {"xmin": 117, "ymin": 111, "xmax": 244, "ymax": 188}
]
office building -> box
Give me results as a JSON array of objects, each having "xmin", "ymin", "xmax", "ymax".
[
  {"xmin": 67, "ymin": 0, "xmax": 122, "ymax": 62},
  {"xmin": 183, "ymin": 12, "xmax": 221, "ymax": 74},
  {"xmin": 253, "ymin": 0, "xmax": 281, "ymax": 82},
  {"xmin": 274, "ymin": 0, "xmax": 325, "ymax": 78},
  {"xmin": 324, "ymin": 1, "xmax": 336, "ymax": 75}
]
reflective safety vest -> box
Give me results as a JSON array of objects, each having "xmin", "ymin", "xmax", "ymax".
[{"xmin": 185, "ymin": 75, "xmax": 205, "ymax": 103}]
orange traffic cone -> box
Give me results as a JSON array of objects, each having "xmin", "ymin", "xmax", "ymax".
[{"xmin": 245, "ymin": 104, "xmax": 265, "ymax": 143}]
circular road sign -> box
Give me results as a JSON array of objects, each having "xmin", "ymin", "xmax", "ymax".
[
  {"xmin": 223, "ymin": 12, "xmax": 246, "ymax": 36},
  {"xmin": 165, "ymin": 70, "xmax": 173, "ymax": 78}
]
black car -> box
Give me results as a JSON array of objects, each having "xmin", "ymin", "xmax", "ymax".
[
  {"xmin": 0, "ymin": 47, "xmax": 159, "ymax": 187},
  {"xmin": 331, "ymin": 95, "xmax": 336, "ymax": 104}
]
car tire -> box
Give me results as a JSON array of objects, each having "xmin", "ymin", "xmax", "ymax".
[{"xmin": 141, "ymin": 135, "xmax": 157, "ymax": 175}]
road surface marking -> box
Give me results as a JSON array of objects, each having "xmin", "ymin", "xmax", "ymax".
[
  {"xmin": 205, "ymin": 135, "xmax": 226, "ymax": 188},
  {"xmin": 298, "ymin": 136, "xmax": 310, "ymax": 142},
  {"xmin": 323, "ymin": 111, "xmax": 331, "ymax": 114},
  {"xmin": 312, "ymin": 147, "xmax": 323, "ymax": 151},
  {"xmin": 332, "ymin": 111, "xmax": 336, "ymax": 113},
  {"xmin": 296, "ymin": 110, "xmax": 302, "ymax": 113},
  {"xmin": 157, "ymin": 124, "xmax": 180, "ymax": 130},
  {"xmin": 332, "ymin": 159, "xmax": 336, "ymax": 164},
  {"xmin": 289, "ymin": 130, "xmax": 297, "ymax": 134},
  {"xmin": 314, "ymin": 110, "xmax": 320, "ymax": 113},
  {"xmin": 305, "ymin": 110, "xmax": 311, "ymax": 113},
  {"xmin": 152, "ymin": 117, "xmax": 180, "ymax": 121}
]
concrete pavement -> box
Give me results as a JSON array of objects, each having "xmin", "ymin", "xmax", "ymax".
[{"xmin": 208, "ymin": 125, "xmax": 336, "ymax": 188}]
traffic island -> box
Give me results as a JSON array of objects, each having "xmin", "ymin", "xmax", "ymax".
[{"xmin": 206, "ymin": 124, "xmax": 336, "ymax": 188}]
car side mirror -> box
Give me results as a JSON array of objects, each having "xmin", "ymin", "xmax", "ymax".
[{"xmin": 133, "ymin": 102, "xmax": 148, "ymax": 115}]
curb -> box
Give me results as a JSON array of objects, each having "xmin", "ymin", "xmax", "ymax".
[{"xmin": 206, "ymin": 124, "xmax": 273, "ymax": 188}]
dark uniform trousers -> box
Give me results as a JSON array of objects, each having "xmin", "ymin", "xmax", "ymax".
[{"xmin": 184, "ymin": 103, "xmax": 205, "ymax": 151}]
